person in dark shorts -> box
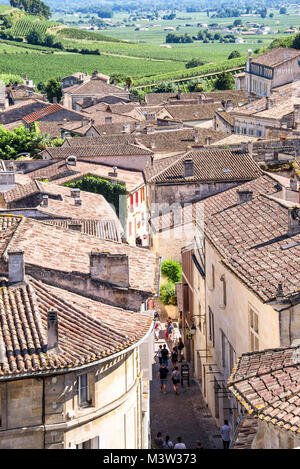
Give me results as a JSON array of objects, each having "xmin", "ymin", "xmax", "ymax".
[
  {"xmin": 171, "ymin": 366, "xmax": 180, "ymax": 394},
  {"xmin": 161, "ymin": 344, "xmax": 169, "ymax": 366},
  {"xmin": 156, "ymin": 363, "xmax": 169, "ymax": 394}
]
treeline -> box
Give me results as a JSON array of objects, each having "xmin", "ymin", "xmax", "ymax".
[
  {"xmin": 166, "ymin": 33, "xmax": 193, "ymax": 43},
  {"xmin": 9, "ymin": 0, "xmax": 51, "ymax": 19},
  {"xmin": 25, "ymin": 30, "xmax": 101, "ymax": 54}
]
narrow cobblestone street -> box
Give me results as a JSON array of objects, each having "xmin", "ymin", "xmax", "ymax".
[{"xmin": 150, "ymin": 333, "xmax": 223, "ymax": 450}]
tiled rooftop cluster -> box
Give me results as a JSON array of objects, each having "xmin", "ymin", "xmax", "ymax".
[
  {"xmin": 205, "ymin": 195, "xmax": 300, "ymax": 301},
  {"xmin": 145, "ymin": 149, "xmax": 262, "ymax": 184},
  {"xmin": 228, "ymin": 346, "xmax": 300, "ymax": 435},
  {"xmin": 0, "ymin": 276, "xmax": 152, "ymax": 379}
]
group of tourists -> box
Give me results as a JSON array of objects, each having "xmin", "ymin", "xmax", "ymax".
[
  {"xmin": 156, "ymin": 342, "xmax": 185, "ymax": 394},
  {"xmin": 154, "ymin": 432, "xmax": 203, "ymax": 450}
]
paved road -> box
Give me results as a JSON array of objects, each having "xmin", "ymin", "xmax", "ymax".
[{"xmin": 150, "ymin": 332, "xmax": 223, "ymax": 450}]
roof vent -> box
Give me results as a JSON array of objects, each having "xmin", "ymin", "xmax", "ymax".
[
  {"xmin": 70, "ymin": 188, "xmax": 80, "ymax": 198},
  {"xmin": 47, "ymin": 308, "xmax": 58, "ymax": 351},
  {"xmin": 74, "ymin": 197, "xmax": 82, "ymax": 206},
  {"xmin": 42, "ymin": 194, "xmax": 48, "ymax": 207},
  {"xmin": 66, "ymin": 155, "xmax": 77, "ymax": 166}
]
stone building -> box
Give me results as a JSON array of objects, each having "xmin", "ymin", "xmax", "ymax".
[
  {"xmin": 0, "ymin": 270, "xmax": 154, "ymax": 449},
  {"xmin": 178, "ymin": 183, "xmax": 300, "ymax": 435},
  {"xmin": 236, "ymin": 48, "xmax": 300, "ymax": 97},
  {"xmin": 228, "ymin": 346, "xmax": 300, "ymax": 449}
]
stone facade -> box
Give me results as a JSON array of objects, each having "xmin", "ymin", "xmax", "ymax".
[{"xmin": 0, "ymin": 346, "xmax": 153, "ymax": 449}]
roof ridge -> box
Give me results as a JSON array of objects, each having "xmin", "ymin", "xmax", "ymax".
[{"xmin": 2, "ymin": 216, "xmax": 25, "ymax": 261}]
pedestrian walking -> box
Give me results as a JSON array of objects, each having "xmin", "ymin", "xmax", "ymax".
[
  {"xmin": 171, "ymin": 366, "xmax": 180, "ymax": 394},
  {"xmin": 154, "ymin": 432, "xmax": 164, "ymax": 449},
  {"xmin": 163, "ymin": 435, "xmax": 173, "ymax": 449},
  {"xmin": 171, "ymin": 347, "xmax": 178, "ymax": 367},
  {"xmin": 156, "ymin": 345, "xmax": 163, "ymax": 365},
  {"xmin": 177, "ymin": 338, "xmax": 184, "ymax": 362},
  {"xmin": 161, "ymin": 344, "xmax": 169, "ymax": 366},
  {"xmin": 174, "ymin": 437, "xmax": 186, "ymax": 449},
  {"xmin": 221, "ymin": 420, "xmax": 231, "ymax": 449},
  {"xmin": 156, "ymin": 363, "xmax": 169, "ymax": 394}
]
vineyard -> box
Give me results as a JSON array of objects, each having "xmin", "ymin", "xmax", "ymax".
[
  {"xmin": 0, "ymin": 51, "xmax": 187, "ymax": 83},
  {"xmin": 133, "ymin": 56, "xmax": 247, "ymax": 86},
  {"xmin": 56, "ymin": 27, "xmax": 125, "ymax": 44},
  {"xmin": 10, "ymin": 16, "xmax": 60, "ymax": 37}
]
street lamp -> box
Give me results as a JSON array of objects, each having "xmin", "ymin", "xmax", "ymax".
[{"xmin": 190, "ymin": 323, "xmax": 196, "ymax": 336}]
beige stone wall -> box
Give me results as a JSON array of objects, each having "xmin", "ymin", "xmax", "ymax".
[
  {"xmin": 152, "ymin": 222, "xmax": 196, "ymax": 262},
  {"xmin": 0, "ymin": 345, "xmax": 151, "ymax": 449},
  {"xmin": 252, "ymin": 420, "xmax": 300, "ymax": 449}
]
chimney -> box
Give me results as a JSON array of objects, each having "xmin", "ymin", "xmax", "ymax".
[
  {"xmin": 108, "ymin": 166, "xmax": 118, "ymax": 177},
  {"xmin": 52, "ymin": 97, "xmax": 57, "ymax": 104},
  {"xmin": 70, "ymin": 188, "xmax": 80, "ymax": 198},
  {"xmin": 290, "ymin": 178, "xmax": 298, "ymax": 191},
  {"xmin": 151, "ymin": 140, "xmax": 156, "ymax": 150},
  {"xmin": 246, "ymin": 49, "xmax": 253, "ymax": 72},
  {"xmin": 81, "ymin": 118, "xmax": 89, "ymax": 127},
  {"xmin": 276, "ymin": 282, "xmax": 284, "ymax": 302},
  {"xmin": 68, "ymin": 222, "xmax": 82, "ymax": 232},
  {"xmin": 293, "ymin": 103, "xmax": 300, "ymax": 130},
  {"xmin": 176, "ymin": 89, "xmax": 182, "ymax": 100},
  {"xmin": 66, "ymin": 155, "xmax": 77, "ymax": 166},
  {"xmin": 248, "ymin": 141, "xmax": 253, "ymax": 155},
  {"xmin": 194, "ymin": 129, "xmax": 199, "ymax": 143},
  {"xmin": 240, "ymin": 142, "xmax": 247, "ymax": 153},
  {"xmin": 42, "ymin": 194, "xmax": 48, "ymax": 207},
  {"xmin": 47, "ymin": 308, "xmax": 58, "ymax": 351},
  {"xmin": 225, "ymin": 100, "xmax": 234, "ymax": 112},
  {"xmin": 105, "ymin": 116, "xmax": 112, "ymax": 124},
  {"xmin": 122, "ymin": 123, "xmax": 130, "ymax": 133},
  {"xmin": 288, "ymin": 207, "xmax": 300, "ymax": 235},
  {"xmin": 199, "ymin": 94, "xmax": 204, "ymax": 104},
  {"xmin": 205, "ymin": 136, "xmax": 211, "ymax": 146},
  {"xmin": 89, "ymin": 252, "xmax": 129, "ymax": 288},
  {"xmin": 184, "ymin": 159, "xmax": 194, "ymax": 177},
  {"xmin": 74, "ymin": 197, "xmax": 82, "ymax": 206},
  {"xmin": 266, "ymin": 96, "xmax": 275, "ymax": 110},
  {"xmin": 236, "ymin": 189, "xmax": 253, "ymax": 204},
  {"xmin": 8, "ymin": 250, "xmax": 25, "ymax": 284}
]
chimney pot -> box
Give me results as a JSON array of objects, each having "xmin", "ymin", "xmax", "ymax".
[
  {"xmin": 66, "ymin": 155, "xmax": 77, "ymax": 166},
  {"xmin": 42, "ymin": 194, "xmax": 48, "ymax": 207},
  {"xmin": 70, "ymin": 188, "xmax": 80, "ymax": 198},
  {"xmin": 8, "ymin": 250, "xmax": 25, "ymax": 284},
  {"xmin": 236, "ymin": 189, "xmax": 253, "ymax": 204},
  {"xmin": 74, "ymin": 197, "xmax": 82, "ymax": 206},
  {"xmin": 193, "ymin": 129, "xmax": 199, "ymax": 143},
  {"xmin": 47, "ymin": 308, "xmax": 58, "ymax": 351}
]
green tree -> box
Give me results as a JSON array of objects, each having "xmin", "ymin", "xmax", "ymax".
[
  {"xmin": 161, "ymin": 259, "xmax": 182, "ymax": 283},
  {"xmin": 10, "ymin": 0, "xmax": 51, "ymax": 19},
  {"xmin": 292, "ymin": 33, "xmax": 300, "ymax": 49},
  {"xmin": 125, "ymin": 76, "xmax": 133, "ymax": 89},
  {"xmin": 228, "ymin": 50, "xmax": 241, "ymax": 59},
  {"xmin": 45, "ymin": 77, "xmax": 62, "ymax": 103},
  {"xmin": 214, "ymin": 72, "xmax": 235, "ymax": 90},
  {"xmin": 159, "ymin": 281, "xmax": 177, "ymax": 305},
  {"xmin": 0, "ymin": 122, "xmax": 59, "ymax": 159},
  {"xmin": 185, "ymin": 58, "xmax": 205, "ymax": 69},
  {"xmin": 26, "ymin": 30, "xmax": 45, "ymax": 45}
]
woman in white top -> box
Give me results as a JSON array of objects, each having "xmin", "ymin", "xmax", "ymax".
[{"xmin": 174, "ymin": 437, "xmax": 186, "ymax": 449}]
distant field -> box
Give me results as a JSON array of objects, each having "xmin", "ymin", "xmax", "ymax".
[{"xmin": 0, "ymin": 51, "xmax": 186, "ymax": 83}]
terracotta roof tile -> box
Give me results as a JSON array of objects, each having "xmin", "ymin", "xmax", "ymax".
[
  {"xmin": 228, "ymin": 346, "xmax": 300, "ymax": 434},
  {"xmin": 22, "ymin": 103, "xmax": 65, "ymax": 124},
  {"xmin": 40, "ymin": 143, "xmax": 153, "ymax": 159},
  {"xmin": 146, "ymin": 149, "xmax": 261, "ymax": 184},
  {"xmin": 0, "ymin": 276, "xmax": 153, "ymax": 379},
  {"xmin": 250, "ymin": 47, "xmax": 300, "ymax": 68}
]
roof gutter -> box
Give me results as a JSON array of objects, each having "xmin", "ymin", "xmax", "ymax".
[{"xmin": 0, "ymin": 315, "xmax": 155, "ymax": 383}]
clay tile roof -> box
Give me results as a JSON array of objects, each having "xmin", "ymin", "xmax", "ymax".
[
  {"xmin": 64, "ymin": 79, "xmax": 124, "ymax": 96},
  {"xmin": 1, "ymin": 180, "xmax": 40, "ymax": 204},
  {"xmin": 0, "ymin": 276, "xmax": 153, "ymax": 380},
  {"xmin": 0, "ymin": 99, "xmax": 49, "ymax": 125},
  {"xmin": 146, "ymin": 149, "xmax": 261, "ymax": 184},
  {"xmin": 251, "ymin": 47, "xmax": 300, "ymax": 68},
  {"xmin": 22, "ymin": 103, "xmax": 64, "ymax": 124},
  {"xmin": 228, "ymin": 346, "xmax": 300, "ymax": 434},
  {"xmin": 4, "ymin": 217, "xmax": 158, "ymax": 294},
  {"xmin": 165, "ymin": 103, "xmax": 220, "ymax": 121},
  {"xmin": 231, "ymin": 414, "xmax": 258, "ymax": 449},
  {"xmin": 42, "ymin": 218, "xmax": 121, "ymax": 242},
  {"xmin": 26, "ymin": 160, "xmax": 78, "ymax": 181},
  {"xmin": 63, "ymin": 128, "xmax": 227, "ymax": 154},
  {"xmin": 205, "ymin": 195, "xmax": 300, "ymax": 301},
  {"xmin": 150, "ymin": 174, "xmax": 281, "ymax": 233},
  {"xmin": 40, "ymin": 143, "xmax": 153, "ymax": 159}
]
